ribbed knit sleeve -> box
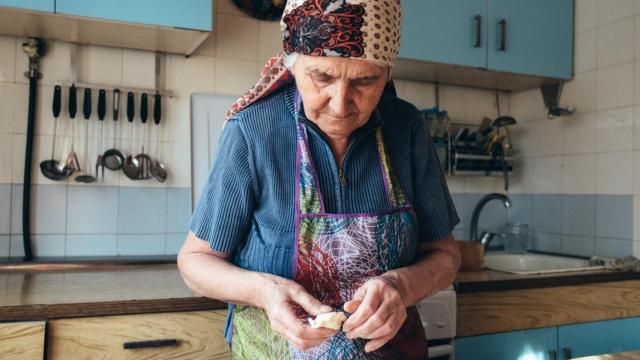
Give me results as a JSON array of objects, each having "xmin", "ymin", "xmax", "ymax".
[
  {"xmin": 189, "ymin": 119, "xmax": 256, "ymax": 253},
  {"xmin": 411, "ymin": 114, "xmax": 460, "ymax": 242}
]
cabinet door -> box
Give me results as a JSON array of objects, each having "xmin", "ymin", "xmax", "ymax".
[
  {"xmin": 47, "ymin": 310, "xmax": 230, "ymax": 359},
  {"xmin": 399, "ymin": 0, "xmax": 487, "ymax": 68},
  {"xmin": 0, "ymin": 321, "xmax": 46, "ymax": 360},
  {"xmin": 0, "ymin": 0, "xmax": 53, "ymax": 12},
  {"xmin": 487, "ymin": 0, "xmax": 573, "ymax": 79},
  {"xmin": 456, "ymin": 327, "xmax": 558, "ymax": 360},
  {"xmin": 55, "ymin": 0, "xmax": 212, "ymax": 31},
  {"xmin": 559, "ymin": 317, "xmax": 640, "ymax": 358}
]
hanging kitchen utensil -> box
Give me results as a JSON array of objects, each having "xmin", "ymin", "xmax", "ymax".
[
  {"xmin": 103, "ymin": 89, "xmax": 125, "ymax": 171},
  {"xmin": 95, "ymin": 89, "xmax": 106, "ymax": 181},
  {"xmin": 40, "ymin": 85, "xmax": 73, "ymax": 180},
  {"xmin": 135, "ymin": 93, "xmax": 152, "ymax": 180},
  {"xmin": 75, "ymin": 88, "xmax": 96, "ymax": 183},
  {"xmin": 150, "ymin": 93, "xmax": 167, "ymax": 183},
  {"xmin": 64, "ymin": 84, "xmax": 81, "ymax": 172},
  {"xmin": 123, "ymin": 92, "xmax": 141, "ymax": 180}
]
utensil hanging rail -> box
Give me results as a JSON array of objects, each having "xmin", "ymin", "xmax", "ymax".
[{"xmin": 55, "ymin": 81, "xmax": 174, "ymax": 98}]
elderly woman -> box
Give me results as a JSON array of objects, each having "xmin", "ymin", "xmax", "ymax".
[{"xmin": 178, "ymin": 0, "xmax": 461, "ymax": 359}]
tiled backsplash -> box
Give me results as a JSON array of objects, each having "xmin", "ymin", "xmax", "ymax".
[
  {"xmin": 0, "ymin": 184, "xmax": 190, "ymax": 258},
  {"xmin": 451, "ymin": 193, "xmax": 634, "ymax": 258}
]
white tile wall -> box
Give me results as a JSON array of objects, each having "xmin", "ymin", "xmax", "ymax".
[
  {"xmin": 575, "ymin": 29, "xmax": 597, "ymax": 74},
  {"xmin": 597, "ymin": 18, "xmax": 634, "ymax": 68},
  {"xmin": 596, "ymin": 62, "xmax": 634, "ymax": 111},
  {"xmin": 597, "ymin": 0, "xmax": 635, "ymax": 26},
  {"xmin": 596, "ymin": 151, "xmax": 634, "ymax": 194},
  {"xmin": 596, "ymin": 107, "xmax": 634, "ymax": 152}
]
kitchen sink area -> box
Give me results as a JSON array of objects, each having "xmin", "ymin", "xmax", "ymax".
[{"xmin": 484, "ymin": 252, "xmax": 605, "ymax": 275}]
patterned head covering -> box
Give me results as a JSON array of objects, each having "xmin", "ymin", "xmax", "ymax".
[{"xmin": 225, "ymin": 0, "xmax": 402, "ymax": 121}]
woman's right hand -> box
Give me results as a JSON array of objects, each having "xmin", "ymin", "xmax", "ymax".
[{"xmin": 259, "ymin": 275, "xmax": 338, "ymax": 350}]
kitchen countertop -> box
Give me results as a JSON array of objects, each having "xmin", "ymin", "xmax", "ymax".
[
  {"xmin": 455, "ymin": 267, "xmax": 640, "ymax": 293},
  {"xmin": 575, "ymin": 351, "xmax": 640, "ymax": 359},
  {"xmin": 0, "ymin": 263, "xmax": 226, "ymax": 322}
]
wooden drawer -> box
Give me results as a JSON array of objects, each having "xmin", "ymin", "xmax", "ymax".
[
  {"xmin": 47, "ymin": 310, "xmax": 231, "ymax": 359},
  {"xmin": 0, "ymin": 321, "xmax": 46, "ymax": 360}
]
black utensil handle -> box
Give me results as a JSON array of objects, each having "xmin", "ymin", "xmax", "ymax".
[
  {"xmin": 83, "ymin": 88, "xmax": 92, "ymax": 120},
  {"xmin": 126, "ymin": 92, "xmax": 135, "ymax": 123},
  {"xmin": 498, "ymin": 19, "xmax": 507, "ymax": 51},
  {"xmin": 140, "ymin": 93, "xmax": 148, "ymax": 124},
  {"xmin": 68, "ymin": 85, "xmax": 77, "ymax": 119},
  {"xmin": 473, "ymin": 15, "xmax": 482, "ymax": 48},
  {"xmin": 123, "ymin": 339, "xmax": 178, "ymax": 349},
  {"xmin": 97, "ymin": 89, "xmax": 106, "ymax": 121},
  {"xmin": 153, "ymin": 93, "xmax": 161, "ymax": 125},
  {"xmin": 112, "ymin": 89, "xmax": 120, "ymax": 121},
  {"xmin": 52, "ymin": 85, "xmax": 62, "ymax": 118}
]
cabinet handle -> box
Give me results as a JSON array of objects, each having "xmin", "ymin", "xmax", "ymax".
[
  {"xmin": 473, "ymin": 15, "xmax": 482, "ymax": 48},
  {"xmin": 563, "ymin": 347, "xmax": 573, "ymax": 359},
  {"xmin": 549, "ymin": 350, "xmax": 557, "ymax": 360},
  {"xmin": 498, "ymin": 19, "xmax": 507, "ymax": 51},
  {"xmin": 123, "ymin": 338, "xmax": 178, "ymax": 349}
]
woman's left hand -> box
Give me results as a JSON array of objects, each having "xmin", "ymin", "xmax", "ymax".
[{"xmin": 341, "ymin": 276, "xmax": 407, "ymax": 353}]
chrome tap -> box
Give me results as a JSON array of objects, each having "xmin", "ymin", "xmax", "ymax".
[{"xmin": 469, "ymin": 193, "xmax": 512, "ymax": 243}]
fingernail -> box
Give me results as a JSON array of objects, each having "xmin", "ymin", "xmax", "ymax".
[{"xmin": 320, "ymin": 306, "xmax": 332, "ymax": 313}]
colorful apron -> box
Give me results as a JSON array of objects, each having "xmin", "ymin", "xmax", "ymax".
[{"xmin": 231, "ymin": 98, "xmax": 428, "ymax": 359}]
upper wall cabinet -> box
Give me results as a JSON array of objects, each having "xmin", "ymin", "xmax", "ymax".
[
  {"xmin": 394, "ymin": 0, "xmax": 574, "ymax": 92},
  {"xmin": 55, "ymin": 0, "xmax": 212, "ymax": 32},
  {"xmin": 0, "ymin": 0, "xmax": 212, "ymax": 55},
  {"xmin": 0, "ymin": 0, "xmax": 53, "ymax": 12}
]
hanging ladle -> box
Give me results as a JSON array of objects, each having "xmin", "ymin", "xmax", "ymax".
[
  {"xmin": 40, "ymin": 85, "xmax": 73, "ymax": 180},
  {"xmin": 123, "ymin": 92, "xmax": 141, "ymax": 180},
  {"xmin": 95, "ymin": 89, "xmax": 106, "ymax": 181},
  {"xmin": 103, "ymin": 89, "xmax": 125, "ymax": 171},
  {"xmin": 75, "ymin": 88, "xmax": 96, "ymax": 183},
  {"xmin": 64, "ymin": 84, "xmax": 81, "ymax": 172},
  {"xmin": 150, "ymin": 93, "xmax": 167, "ymax": 182},
  {"xmin": 134, "ymin": 93, "xmax": 152, "ymax": 180}
]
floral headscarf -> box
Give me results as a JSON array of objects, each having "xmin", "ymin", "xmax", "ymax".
[{"xmin": 225, "ymin": 0, "xmax": 402, "ymax": 121}]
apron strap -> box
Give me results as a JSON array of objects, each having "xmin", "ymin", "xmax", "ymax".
[{"xmin": 375, "ymin": 128, "xmax": 409, "ymax": 209}]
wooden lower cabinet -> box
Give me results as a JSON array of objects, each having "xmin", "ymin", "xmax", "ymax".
[
  {"xmin": 47, "ymin": 310, "xmax": 231, "ymax": 359},
  {"xmin": 0, "ymin": 321, "xmax": 46, "ymax": 360}
]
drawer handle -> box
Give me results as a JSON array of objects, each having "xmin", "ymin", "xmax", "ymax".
[
  {"xmin": 473, "ymin": 15, "xmax": 482, "ymax": 48},
  {"xmin": 498, "ymin": 19, "xmax": 507, "ymax": 51},
  {"xmin": 123, "ymin": 339, "xmax": 178, "ymax": 349}
]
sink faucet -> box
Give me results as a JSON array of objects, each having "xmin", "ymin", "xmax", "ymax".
[{"xmin": 469, "ymin": 193, "xmax": 512, "ymax": 243}]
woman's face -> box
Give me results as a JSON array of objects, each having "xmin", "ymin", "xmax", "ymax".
[{"xmin": 292, "ymin": 55, "xmax": 389, "ymax": 140}]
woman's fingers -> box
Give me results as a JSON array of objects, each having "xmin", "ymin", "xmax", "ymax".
[
  {"xmin": 289, "ymin": 284, "xmax": 333, "ymax": 316},
  {"xmin": 364, "ymin": 332, "xmax": 396, "ymax": 353},
  {"xmin": 342, "ymin": 284, "xmax": 382, "ymax": 332}
]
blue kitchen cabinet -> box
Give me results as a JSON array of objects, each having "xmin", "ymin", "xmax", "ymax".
[
  {"xmin": 558, "ymin": 317, "xmax": 640, "ymax": 358},
  {"xmin": 399, "ymin": 0, "xmax": 487, "ymax": 69},
  {"xmin": 456, "ymin": 327, "xmax": 558, "ymax": 360},
  {"xmin": 55, "ymin": 0, "xmax": 212, "ymax": 31},
  {"xmin": 0, "ymin": 0, "xmax": 53, "ymax": 12},
  {"xmin": 399, "ymin": 0, "xmax": 573, "ymax": 80},
  {"xmin": 487, "ymin": 0, "xmax": 573, "ymax": 80}
]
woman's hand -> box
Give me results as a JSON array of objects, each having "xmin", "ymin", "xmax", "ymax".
[
  {"xmin": 342, "ymin": 276, "xmax": 407, "ymax": 353},
  {"xmin": 259, "ymin": 275, "xmax": 338, "ymax": 350}
]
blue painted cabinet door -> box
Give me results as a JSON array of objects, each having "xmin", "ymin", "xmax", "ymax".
[
  {"xmin": 0, "ymin": 0, "xmax": 53, "ymax": 12},
  {"xmin": 559, "ymin": 317, "xmax": 640, "ymax": 358},
  {"xmin": 456, "ymin": 327, "xmax": 558, "ymax": 360},
  {"xmin": 399, "ymin": 0, "xmax": 487, "ymax": 69},
  {"xmin": 487, "ymin": 0, "xmax": 573, "ymax": 79},
  {"xmin": 55, "ymin": 0, "xmax": 212, "ymax": 31}
]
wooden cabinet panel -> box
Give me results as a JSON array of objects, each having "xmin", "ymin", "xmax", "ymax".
[
  {"xmin": 0, "ymin": 321, "xmax": 46, "ymax": 360},
  {"xmin": 47, "ymin": 310, "xmax": 231, "ymax": 359}
]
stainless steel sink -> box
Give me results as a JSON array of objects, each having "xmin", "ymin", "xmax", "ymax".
[{"xmin": 484, "ymin": 252, "xmax": 605, "ymax": 275}]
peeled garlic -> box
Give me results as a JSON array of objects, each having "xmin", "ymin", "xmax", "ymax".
[{"xmin": 308, "ymin": 311, "xmax": 348, "ymax": 330}]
